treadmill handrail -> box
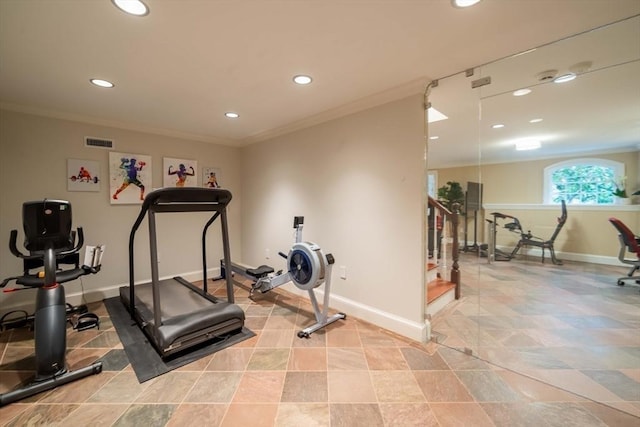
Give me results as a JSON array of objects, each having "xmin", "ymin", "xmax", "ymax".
[
  {"xmin": 143, "ymin": 187, "xmax": 232, "ymax": 209},
  {"xmin": 128, "ymin": 188, "xmax": 234, "ymax": 319}
]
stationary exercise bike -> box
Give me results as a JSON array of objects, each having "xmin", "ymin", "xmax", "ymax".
[
  {"xmin": 216, "ymin": 216, "xmax": 346, "ymax": 338},
  {"xmin": 0, "ymin": 200, "xmax": 102, "ymax": 406}
]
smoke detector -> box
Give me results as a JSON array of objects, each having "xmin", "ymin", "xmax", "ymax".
[{"xmin": 536, "ymin": 70, "xmax": 558, "ymax": 82}]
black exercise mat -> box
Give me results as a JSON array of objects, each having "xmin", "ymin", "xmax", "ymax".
[{"xmin": 104, "ymin": 296, "xmax": 254, "ymax": 383}]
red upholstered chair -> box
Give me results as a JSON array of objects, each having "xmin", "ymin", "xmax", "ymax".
[{"xmin": 608, "ymin": 217, "xmax": 640, "ymax": 287}]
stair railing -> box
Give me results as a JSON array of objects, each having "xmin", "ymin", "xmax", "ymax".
[{"xmin": 427, "ymin": 196, "xmax": 461, "ymax": 299}]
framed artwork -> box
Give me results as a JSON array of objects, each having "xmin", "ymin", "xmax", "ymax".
[
  {"xmin": 163, "ymin": 157, "xmax": 198, "ymax": 188},
  {"xmin": 109, "ymin": 152, "xmax": 152, "ymax": 204},
  {"xmin": 67, "ymin": 159, "xmax": 100, "ymax": 192},
  {"xmin": 202, "ymin": 167, "xmax": 222, "ymax": 188}
]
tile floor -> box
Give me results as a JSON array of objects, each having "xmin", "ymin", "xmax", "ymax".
[{"xmin": 0, "ymin": 258, "xmax": 639, "ymax": 426}]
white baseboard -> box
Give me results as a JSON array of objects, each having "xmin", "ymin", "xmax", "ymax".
[
  {"xmin": 280, "ymin": 283, "xmax": 429, "ymax": 342},
  {"xmin": 495, "ymin": 245, "xmax": 619, "ymax": 266}
]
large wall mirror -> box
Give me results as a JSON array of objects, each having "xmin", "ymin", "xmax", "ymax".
[{"xmin": 427, "ymin": 15, "xmax": 639, "ymax": 415}]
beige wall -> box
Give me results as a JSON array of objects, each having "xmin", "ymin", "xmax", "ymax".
[
  {"xmin": 240, "ymin": 94, "xmax": 427, "ymax": 339},
  {"xmin": 434, "ymin": 151, "xmax": 640, "ymax": 260},
  {"xmin": 0, "ymin": 109, "xmax": 243, "ymax": 311},
  {"xmin": 2, "ymin": 103, "xmax": 636, "ymax": 341}
]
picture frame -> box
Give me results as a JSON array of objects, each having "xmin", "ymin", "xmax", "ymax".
[
  {"xmin": 163, "ymin": 157, "xmax": 198, "ymax": 188},
  {"xmin": 67, "ymin": 159, "xmax": 100, "ymax": 192},
  {"xmin": 202, "ymin": 166, "xmax": 222, "ymax": 188},
  {"xmin": 109, "ymin": 152, "xmax": 152, "ymax": 205}
]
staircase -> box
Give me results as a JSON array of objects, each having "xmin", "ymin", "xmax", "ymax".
[
  {"xmin": 425, "ymin": 262, "xmax": 456, "ymax": 318},
  {"xmin": 425, "ymin": 197, "xmax": 461, "ymax": 319}
]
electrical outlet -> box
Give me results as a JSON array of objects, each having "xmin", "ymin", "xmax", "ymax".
[
  {"xmin": 265, "ymin": 248, "xmax": 270, "ymax": 259},
  {"xmin": 339, "ymin": 265, "xmax": 347, "ymax": 280}
]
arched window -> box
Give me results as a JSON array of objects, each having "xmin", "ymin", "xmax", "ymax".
[{"xmin": 544, "ymin": 158, "xmax": 624, "ymax": 204}]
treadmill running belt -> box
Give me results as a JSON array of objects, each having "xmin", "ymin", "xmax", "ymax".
[{"xmin": 104, "ymin": 296, "xmax": 255, "ymax": 382}]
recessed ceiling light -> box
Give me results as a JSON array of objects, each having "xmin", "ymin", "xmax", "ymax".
[
  {"xmin": 515, "ymin": 139, "xmax": 541, "ymax": 151},
  {"xmin": 429, "ymin": 136, "xmax": 439, "ymax": 140},
  {"xmin": 554, "ymin": 73, "xmax": 577, "ymax": 83},
  {"xmin": 112, "ymin": 0, "xmax": 149, "ymax": 16},
  {"xmin": 225, "ymin": 112, "xmax": 239, "ymax": 118},
  {"xmin": 491, "ymin": 124, "xmax": 505, "ymax": 129},
  {"xmin": 293, "ymin": 75, "xmax": 312, "ymax": 85},
  {"xmin": 513, "ymin": 88, "xmax": 532, "ymax": 97},
  {"xmin": 90, "ymin": 78, "xmax": 114, "ymax": 88},
  {"xmin": 451, "ymin": 0, "xmax": 482, "ymax": 8},
  {"xmin": 529, "ymin": 118, "xmax": 543, "ymax": 123},
  {"xmin": 427, "ymin": 107, "xmax": 448, "ymax": 123}
]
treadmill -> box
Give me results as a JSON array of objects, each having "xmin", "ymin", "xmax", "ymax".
[{"xmin": 120, "ymin": 187, "xmax": 245, "ymax": 358}]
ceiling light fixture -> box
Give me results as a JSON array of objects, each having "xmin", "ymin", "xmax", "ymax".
[
  {"xmin": 513, "ymin": 88, "xmax": 532, "ymax": 97},
  {"xmin": 112, "ymin": 0, "xmax": 149, "ymax": 16},
  {"xmin": 554, "ymin": 73, "xmax": 576, "ymax": 83},
  {"xmin": 569, "ymin": 61, "xmax": 592, "ymax": 74},
  {"xmin": 90, "ymin": 78, "xmax": 114, "ymax": 88},
  {"xmin": 293, "ymin": 75, "xmax": 312, "ymax": 85},
  {"xmin": 491, "ymin": 124, "xmax": 505, "ymax": 129},
  {"xmin": 224, "ymin": 112, "xmax": 239, "ymax": 119},
  {"xmin": 515, "ymin": 139, "xmax": 541, "ymax": 151},
  {"xmin": 429, "ymin": 136, "xmax": 439, "ymax": 140},
  {"xmin": 451, "ymin": 0, "xmax": 482, "ymax": 8},
  {"xmin": 529, "ymin": 118, "xmax": 543, "ymax": 123}
]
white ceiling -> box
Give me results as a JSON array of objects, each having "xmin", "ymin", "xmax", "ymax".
[
  {"xmin": 1, "ymin": 0, "xmax": 639, "ymax": 157},
  {"xmin": 428, "ymin": 15, "xmax": 640, "ymax": 168}
]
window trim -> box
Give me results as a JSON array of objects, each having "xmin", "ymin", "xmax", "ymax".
[{"xmin": 543, "ymin": 158, "xmax": 624, "ymax": 204}]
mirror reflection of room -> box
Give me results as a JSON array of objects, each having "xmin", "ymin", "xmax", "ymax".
[{"xmin": 427, "ymin": 14, "xmax": 639, "ymax": 416}]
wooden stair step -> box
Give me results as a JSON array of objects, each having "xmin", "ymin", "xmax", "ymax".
[{"xmin": 427, "ymin": 278, "xmax": 456, "ymax": 304}]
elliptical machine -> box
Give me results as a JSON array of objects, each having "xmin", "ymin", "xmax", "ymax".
[
  {"xmin": 0, "ymin": 200, "xmax": 102, "ymax": 406},
  {"xmin": 218, "ymin": 216, "xmax": 346, "ymax": 338}
]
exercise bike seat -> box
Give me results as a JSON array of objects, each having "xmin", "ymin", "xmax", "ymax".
[{"xmin": 246, "ymin": 265, "xmax": 274, "ymax": 279}]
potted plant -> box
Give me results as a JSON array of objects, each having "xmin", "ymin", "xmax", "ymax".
[
  {"xmin": 437, "ymin": 181, "xmax": 464, "ymax": 210},
  {"xmin": 612, "ymin": 177, "xmax": 631, "ymax": 205}
]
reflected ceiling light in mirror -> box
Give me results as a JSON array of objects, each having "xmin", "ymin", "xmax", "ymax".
[
  {"xmin": 112, "ymin": 0, "xmax": 149, "ymax": 16},
  {"xmin": 451, "ymin": 0, "xmax": 482, "ymax": 8},
  {"xmin": 513, "ymin": 88, "xmax": 532, "ymax": 96},
  {"xmin": 491, "ymin": 124, "xmax": 505, "ymax": 129},
  {"xmin": 429, "ymin": 136, "xmax": 439, "ymax": 140},
  {"xmin": 515, "ymin": 139, "xmax": 541, "ymax": 151},
  {"xmin": 90, "ymin": 78, "xmax": 114, "ymax": 88},
  {"xmin": 529, "ymin": 118, "xmax": 543, "ymax": 123},
  {"xmin": 225, "ymin": 112, "xmax": 239, "ymax": 118},
  {"xmin": 554, "ymin": 73, "xmax": 576, "ymax": 83},
  {"xmin": 570, "ymin": 61, "xmax": 592, "ymax": 74},
  {"xmin": 293, "ymin": 75, "xmax": 313, "ymax": 85},
  {"xmin": 427, "ymin": 107, "xmax": 448, "ymax": 123}
]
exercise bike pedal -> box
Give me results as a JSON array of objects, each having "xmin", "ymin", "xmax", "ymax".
[{"xmin": 69, "ymin": 312, "xmax": 100, "ymax": 331}]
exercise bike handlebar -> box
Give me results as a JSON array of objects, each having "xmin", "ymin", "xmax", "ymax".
[
  {"xmin": 4, "ymin": 227, "xmax": 96, "ymax": 289},
  {"xmin": 9, "ymin": 227, "xmax": 85, "ymax": 259}
]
